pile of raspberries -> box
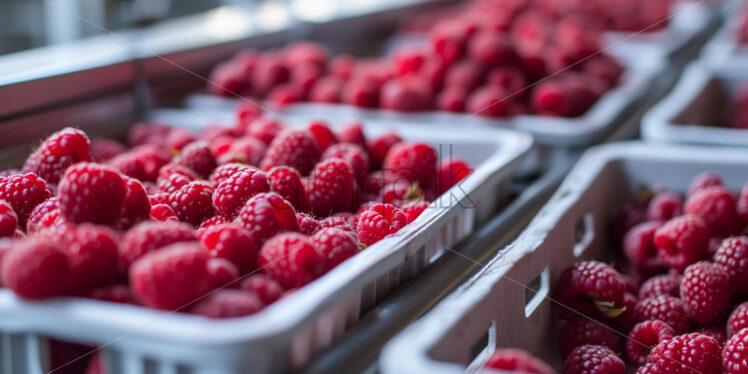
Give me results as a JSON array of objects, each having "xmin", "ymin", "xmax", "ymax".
[
  {"xmin": 480, "ymin": 172, "xmax": 748, "ymax": 373},
  {"xmin": 208, "ymin": 0, "xmax": 624, "ymax": 118},
  {"xmin": 0, "ymin": 107, "xmax": 472, "ymax": 322}
]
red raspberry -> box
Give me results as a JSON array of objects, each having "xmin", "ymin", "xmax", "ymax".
[
  {"xmin": 158, "ymin": 173, "xmax": 193, "ymax": 195},
  {"xmin": 437, "ymin": 85, "xmax": 469, "ymax": 113},
  {"xmin": 636, "ymin": 364, "xmax": 657, "ymax": 374},
  {"xmin": 647, "ymin": 191, "xmax": 683, "ymax": 221},
  {"xmin": 612, "ymin": 203, "xmax": 648, "ymax": 243},
  {"xmin": 466, "ymin": 85, "xmax": 514, "ymax": 118},
  {"xmin": 218, "ymin": 136, "xmax": 267, "ymax": 167},
  {"xmin": 58, "ymin": 163, "xmax": 126, "ymax": 225},
  {"xmin": 714, "ymin": 237, "xmax": 748, "ymax": 297},
  {"xmin": 468, "ymin": 31, "xmax": 515, "ymax": 66},
  {"xmin": 356, "ymin": 203, "xmax": 407, "ymax": 246},
  {"xmin": 562, "ymin": 345, "xmax": 624, "ymax": 374},
  {"xmin": 1, "ymin": 238, "xmax": 72, "ymax": 299},
  {"xmin": 157, "ymin": 163, "xmax": 197, "ymax": 194},
  {"xmin": 625, "ymin": 320, "xmax": 675, "ymax": 366},
  {"xmin": 380, "ymin": 179, "xmax": 422, "ymax": 206},
  {"xmin": 91, "ymin": 138, "xmax": 126, "ymax": 162},
  {"xmin": 58, "ymin": 224, "xmax": 120, "ymax": 293},
  {"xmin": 198, "ymin": 214, "xmax": 227, "ymax": 230},
  {"xmin": 189, "ymin": 289, "xmax": 264, "ymax": 318},
  {"xmin": 688, "ymin": 172, "xmax": 722, "ymax": 197},
  {"xmin": 22, "ymin": 127, "xmax": 92, "ymax": 185},
  {"xmin": 127, "ymin": 123, "xmax": 170, "ymax": 147},
  {"xmin": 106, "ymin": 152, "xmax": 148, "ymax": 181},
  {"xmin": 342, "ymin": 79, "xmax": 380, "ymax": 108},
  {"xmin": 283, "ymin": 41, "xmax": 328, "ymax": 68},
  {"xmin": 739, "ymin": 183, "xmax": 748, "ymax": 223},
  {"xmin": 487, "ymin": 66, "xmax": 527, "ymax": 95},
  {"xmin": 291, "ymin": 63, "xmax": 323, "ymax": 96},
  {"xmin": 150, "ymin": 204, "xmax": 178, "ymax": 222},
  {"xmin": 680, "ymin": 261, "xmax": 731, "ymax": 324},
  {"xmin": 329, "ymin": 55, "xmax": 353, "ymax": 79},
  {"xmin": 383, "ymin": 142, "xmax": 438, "ymax": 190},
  {"xmin": 531, "ymin": 79, "xmax": 576, "ymax": 117},
  {"xmin": 0, "ymin": 173, "xmax": 52, "ymax": 226},
  {"xmin": 728, "ymin": 302, "xmax": 748, "ymax": 336},
  {"xmin": 208, "ymin": 163, "xmax": 253, "ymax": 186},
  {"xmin": 438, "ymin": 158, "xmax": 472, "ymax": 194},
  {"xmin": 444, "ymin": 59, "xmax": 484, "ymax": 92},
  {"xmin": 684, "ymin": 186, "xmax": 743, "ymax": 236},
  {"xmin": 239, "ymin": 274, "xmax": 284, "ymax": 304},
  {"xmin": 235, "ymin": 192, "xmax": 299, "ymax": 245},
  {"xmin": 115, "ymin": 178, "xmax": 151, "ymax": 230},
  {"xmin": 638, "ymin": 273, "xmax": 681, "ymax": 299},
  {"xmin": 165, "ymin": 129, "xmax": 197, "ymax": 153},
  {"xmin": 268, "ymin": 84, "xmax": 302, "ymax": 108},
  {"xmin": 583, "ymin": 55, "xmax": 622, "ymax": 88},
  {"xmin": 247, "ymin": 117, "xmax": 283, "ymax": 145},
  {"xmin": 307, "ymin": 120, "xmax": 338, "ymax": 152},
  {"xmin": 634, "ymin": 295, "xmax": 690, "ymax": 334},
  {"xmin": 483, "ymin": 349, "xmax": 554, "ymax": 374},
  {"xmin": 129, "ymin": 145, "xmax": 172, "ymax": 179},
  {"xmin": 0, "ymin": 201, "xmax": 18, "ymax": 238},
  {"xmin": 259, "ymin": 129, "xmax": 321, "ymax": 175},
  {"xmin": 119, "ymin": 221, "xmax": 197, "ymax": 270},
  {"xmin": 213, "ymin": 169, "xmax": 270, "ymax": 219},
  {"xmin": 87, "ymin": 284, "xmax": 135, "ymax": 304},
  {"xmin": 402, "ymin": 201, "xmax": 430, "ymax": 223},
  {"xmin": 697, "ymin": 325, "xmax": 727, "ymax": 347},
  {"xmin": 320, "ymin": 216, "xmax": 354, "ymax": 232},
  {"xmin": 311, "ymin": 228, "xmax": 358, "ymax": 273},
  {"xmin": 149, "ymin": 192, "xmax": 170, "ymax": 206},
  {"xmin": 130, "ymin": 242, "xmax": 212, "ymax": 310},
  {"xmin": 649, "ymin": 333, "xmax": 721, "ymax": 374},
  {"xmin": 207, "ymin": 61, "xmax": 247, "ymax": 97},
  {"xmin": 624, "ymin": 221, "xmax": 666, "ymax": 274},
  {"xmin": 337, "ymin": 122, "xmax": 368, "ymax": 149},
  {"xmin": 175, "ymin": 141, "xmax": 216, "ymax": 178},
  {"xmin": 654, "ymin": 214, "xmax": 710, "ymax": 271},
  {"xmin": 309, "ymin": 77, "xmax": 343, "ymax": 103},
  {"xmin": 366, "ymin": 133, "xmax": 401, "ymax": 172},
  {"xmin": 168, "ymin": 181, "xmax": 215, "ymax": 227},
  {"xmin": 723, "ymin": 328, "xmax": 748, "ymax": 373},
  {"xmin": 199, "ymin": 223, "xmax": 258, "ymax": 275},
  {"xmin": 308, "ymin": 158, "xmax": 357, "ymax": 216},
  {"xmin": 268, "ymin": 166, "xmax": 306, "ymax": 210},
  {"xmin": 297, "ymin": 213, "xmax": 321, "ymax": 235},
  {"xmin": 200, "ymin": 125, "xmax": 241, "ymax": 143},
  {"xmin": 206, "ymin": 258, "xmax": 239, "ymax": 288},
  {"xmin": 553, "ymin": 261, "xmax": 627, "ymax": 320},
  {"xmin": 26, "ymin": 197, "xmax": 60, "ymax": 233},
  {"xmin": 558, "ymin": 318, "xmax": 622, "ymax": 358},
  {"xmin": 258, "ymin": 232, "xmax": 325, "ymax": 288},
  {"xmin": 380, "ymin": 78, "xmax": 433, "ymax": 112}
]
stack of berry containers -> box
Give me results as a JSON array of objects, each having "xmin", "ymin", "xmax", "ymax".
[
  {"xmin": 380, "ymin": 142, "xmax": 748, "ymax": 373},
  {"xmin": 702, "ymin": 0, "xmax": 748, "ymax": 60},
  {"xmin": 642, "ymin": 57, "xmax": 748, "ymax": 146},
  {"xmin": 0, "ymin": 109, "xmax": 531, "ymax": 373}
]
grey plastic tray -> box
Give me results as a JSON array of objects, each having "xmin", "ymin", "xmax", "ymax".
[{"xmin": 379, "ymin": 142, "xmax": 748, "ymax": 374}]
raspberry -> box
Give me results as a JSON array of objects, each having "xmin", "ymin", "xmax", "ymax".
[
  {"xmin": 0, "ymin": 200, "xmax": 18, "ymax": 238},
  {"xmin": 58, "ymin": 163, "xmax": 126, "ymax": 225},
  {"xmin": 165, "ymin": 128, "xmax": 197, "ymax": 152},
  {"xmin": 119, "ymin": 221, "xmax": 197, "ymax": 270},
  {"xmin": 308, "ymin": 158, "xmax": 357, "ymax": 216},
  {"xmin": 322, "ymin": 143, "xmax": 370, "ymax": 186},
  {"xmin": 654, "ymin": 214, "xmax": 710, "ymax": 271},
  {"xmin": 634, "ymin": 295, "xmax": 690, "ymax": 334},
  {"xmin": 356, "ymin": 203, "xmax": 408, "ymax": 246},
  {"xmin": 199, "ymin": 223, "xmax": 258, "ymax": 274},
  {"xmin": 213, "ymin": 169, "xmax": 270, "ymax": 219},
  {"xmin": 468, "ymin": 31, "xmax": 515, "ymax": 66},
  {"xmin": 343, "ymin": 77, "xmax": 380, "ymax": 108},
  {"xmin": 723, "ymin": 328, "xmax": 748, "ymax": 373},
  {"xmin": 684, "ymin": 186, "xmax": 743, "ymax": 236},
  {"xmin": 129, "ymin": 242, "xmax": 213, "ymax": 310},
  {"xmin": 22, "ymin": 127, "xmax": 92, "ymax": 185},
  {"xmin": 714, "ymin": 237, "xmax": 748, "ymax": 297},
  {"xmin": 235, "ymin": 192, "xmax": 299, "ymax": 245},
  {"xmin": 198, "ymin": 214, "xmax": 227, "ymax": 230},
  {"xmin": 336, "ymin": 122, "xmax": 367, "ymax": 149},
  {"xmin": 624, "ymin": 221, "xmax": 666, "ymax": 274},
  {"xmin": 728, "ymin": 302, "xmax": 748, "ymax": 336},
  {"xmin": 553, "ymin": 261, "xmax": 627, "ymax": 320},
  {"xmin": 58, "ymin": 224, "xmax": 120, "ymax": 293},
  {"xmin": 206, "ymin": 258, "xmax": 239, "ymax": 288},
  {"xmin": 612, "ymin": 203, "xmax": 647, "ymax": 244},
  {"xmin": 437, "ymin": 158, "xmax": 472, "ymax": 194},
  {"xmin": 483, "ymin": 349, "xmax": 554, "ymax": 374},
  {"xmin": 638, "ymin": 274, "xmax": 681, "ymax": 299},
  {"xmin": 558, "ymin": 318, "xmax": 622, "ymax": 358},
  {"xmin": 87, "ymin": 284, "xmax": 135, "ymax": 304},
  {"xmin": 268, "ymin": 84, "xmax": 302, "ymax": 108},
  {"xmin": 291, "ymin": 64, "xmax": 323, "ymax": 96},
  {"xmin": 625, "ymin": 320, "xmax": 675, "ymax": 366},
  {"xmin": 367, "ymin": 132, "xmax": 402, "ymax": 171},
  {"xmin": 150, "ymin": 203, "xmax": 178, "ymax": 222},
  {"xmin": 127, "ymin": 123, "xmax": 170, "ymax": 147},
  {"xmin": 268, "ymin": 166, "xmax": 306, "ymax": 210},
  {"xmin": 380, "ymin": 78, "xmax": 433, "ymax": 112},
  {"xmin": 487, "ymin": 66, "xmax": 527, "ymax": 95},
  {"xmin": 218, "ymin": 137, "xmax": 267, "ymax": 166},
  {"xmin": 583, "ymin": 54, "xmax": 622, "ymax": 88},
  {"xmin": 680, "ymin": 261, "xmax": 731, "ymax": 324},
  {"xmin": 239, "ymin": 274, "xmax": 284, "ymax": 304},
  {"xmin": 106, "ymin": 152, "xmax": 148, "ymax": 181},
  {"xmin": 380, "ymin": 180, "xmax": 421, "ymax": 206},
  {"xmin": 90, "ymin": 138, "xmax": 126, "ymax": 162},
  {"xmin": 259, "ymin": 129, "xmax": 321, "ymax": 175},
  {"xmin": 402, "ymin": 201, "xmax": 429, "ymax": 223},
  {"xmin": 611, "ymin": 292, "xmax": 639, "ymax": 334},
  {"xmin": 175, "ymin": 141, "xmax": 216, "ymax": 179},
  {"xmin": 1, "ymin": 238, "xmax": 72, "ymax": 299},
  {"xmin": 189, "ymin": 289, "xmax": 264, "ymax": 318},
  {"xmin": 649, "ymin": 333, "xmax": 721, "ymax": 374},
  {"xmin": 320, "ymin": 216, "xmax": 354, "ymax": 232},
  {"xmin": 168, "ymin": 181, "xmax": 215, "ymax": 227},
  {"xmin": 247, "ymin": 117, "xmax": 283, "ymax": 145},
  {"xmin": 149, "ymin": 192, "xmax": 170, "ymax": 206},
  {"xmin": 466, "ymin": 85, "xmax": 513, "ymax": 118},
  {"xmin": 647, "ymin": 191, "xmax": 683, "ymax": 221},
  {"xmin": 688, "ymin": 172, "xmax": 722, "ymax": 197},
  {"xmin": 0, "ymin": 173, "xmax": 52, "ymax": 226},
  {"xmin": 383, "ymin": 142, "xmax": 438, "ymax": 190},
  {"xmin": 436, "ymin": 86, "xmax": 468, "ymax": 112},
  {"xmin": 115, "ymin": 178, "xmax": 151, "ymax": 230},
  {"xmin": 636, "ymin": 364, "xmax": 657, "ymax": 374},
  {"xmin": 561, "ymin": 345, "xmax": 624, "ymax": 374},
  {"xmin": 157, "ymin": 163, "xmax": 197, "ymax": 193},
  {"xmin": 309, "ymin": 77, "xmax": 343, "ymax": 103},
  {"xmin": 258, "ymin": 233, "xmax": 325, "ymax": 288},
  {"xmin": 208, "ymin": 163, "xmax": 253, "ymax": 186},
  {"xmin": 297, "ymin": 213, "xmax": 321, "ymax": 235},
  {"xmin": 26, "ymin": 197, "xmax": 60, "ymax": 233},
  {"xmin": 307, "ymin": 120, "xmax": 338, "ymax": 152},
  {"xmin": 444, "ymin": 59, "xmax": 484, "ymax": 91},
  {"xmin": 311, "ymin": 228, "xmax": 358, "ymax": 273},
  {"xmin": 531, "ymin": 79, "xmax": 576, "ymax": 117}
]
